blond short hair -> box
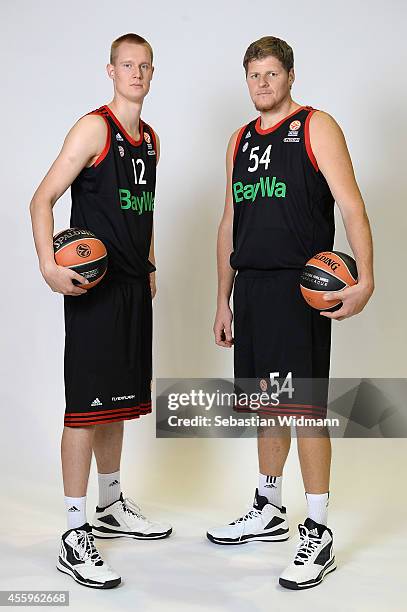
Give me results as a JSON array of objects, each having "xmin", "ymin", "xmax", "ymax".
[{"xmin": 110, "ymin": 33, "xmax": 153, "ymax": 65}]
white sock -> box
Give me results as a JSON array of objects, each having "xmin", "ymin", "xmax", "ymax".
[
  {"xmin": 258, "ymin": 473, "xmax": 283, "ymax": 508},
  {"xmin": 305, "ymin": 492, "xmax": 329, "ymax": 526},
  {"xmin": 64, "ymin": 495, "xmax": 87, "ymax": 530},
  {"xmin": 98, "ymin": 470, "xmax": 121, "ymax": 508}
]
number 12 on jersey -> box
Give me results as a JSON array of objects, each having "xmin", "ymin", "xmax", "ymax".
[{"xmin": 131, "ymin": 158, "xmax": 147, "ymax": 184}]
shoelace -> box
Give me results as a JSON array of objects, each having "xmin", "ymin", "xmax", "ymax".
[
  {"xmin": 230, "ymin": 508, "xmax": 262, "ymax": 525},
  {"xmin": 230, "ymin": 508, "xmax": 263, "ymax": 541},
  {"xmin": 72, "ymin": 531, "xmax": 103, "ymax": 565},
  {"xmin": 121, "ymin": 497, "xmax": 153, "ymax": 525},
  {"xmin": 294, "ymin": 529, "xmax": 322, "ymax": 565}
]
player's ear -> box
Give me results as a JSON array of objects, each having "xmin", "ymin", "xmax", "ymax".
[
  {"xmin": 288, "ymin": 68, "xmax": 295, "ymax": 86},
  {"xmin": 106, "ymin": 63, "xmax": 115, "ymax": 80}
]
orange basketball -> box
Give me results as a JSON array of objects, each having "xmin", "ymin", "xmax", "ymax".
[
  {"xmin": 53, "ymin": 228, "xmax": 108, "ymax": 289},
  {"xmin": 300, "ymin": 251, "xmax": 358, "ymax": 311}
]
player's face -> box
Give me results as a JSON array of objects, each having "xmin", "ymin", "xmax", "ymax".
[
  {"xmin": 108, "ymin": 42, "xmax": 154, "ymax": 102},
  {"xmin": 246, "ymin": 56, "xmax": 293, "ymax": 112}
]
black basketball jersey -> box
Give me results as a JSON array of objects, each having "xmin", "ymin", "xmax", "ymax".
[
  {"xmin": 230, "ymin": 105, "xmax": 335, "ymax": 271},
  {"xmin": 70, "ymin": 104, "xmax": 157, "ymax": 281}
]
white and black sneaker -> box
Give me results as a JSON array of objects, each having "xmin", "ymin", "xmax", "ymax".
[
  {"xmin": 206, "ymin": 489, "xmax": 289, "ymax": 545},
  {"xmin": 56, "ymin": 522, "xmax": 121, "ymax": 589},
  {"xmin": 92, "ymin": 492, "xmax": 172, "ymax": 540},
  {"xmin": 279, "ymin": 517, "xmax": 336, "ymax": 590}
]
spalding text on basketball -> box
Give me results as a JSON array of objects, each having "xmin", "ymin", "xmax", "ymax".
[{"xmin": 313, "ymin": 253, "xmax": 340, "ymax": 272}]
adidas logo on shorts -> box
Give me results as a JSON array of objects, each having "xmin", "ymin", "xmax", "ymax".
[{"xmin": 91, "ymin": 397, "xmax": 103, "ymax": 406}]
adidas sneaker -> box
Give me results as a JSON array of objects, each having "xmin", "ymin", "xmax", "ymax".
[
  {"xmin": 56, "ymin": 522, "xmax": 121, "ymax": 589},
  {"xmin": 279, "ymin": 517, "xmax": 337, "ymax": 589},
  {"xmin": 206, "ymin": 489, "xmax": 289, "ymax": 545},
  {"xmin": 92, "ymin": 492, "xmax": 172, "ymax": 540}
]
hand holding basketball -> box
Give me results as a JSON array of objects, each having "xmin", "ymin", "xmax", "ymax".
[
  {"xmin": 41, "ymin": 261, "xmax": 89, "ymax": 296},
  {"xmin": 320, "ymin": 282, "xmax": 374, "ymax": 320},
  {"xmin": 53, "ymin": 228, "xmax": 108, "ymax": 289}
]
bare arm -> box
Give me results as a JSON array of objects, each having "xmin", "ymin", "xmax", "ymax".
[
  {"xmin": 310, "ymin": 111, "xmax": 374, "ymax": 320},
  {"xmin": 213, "ymin": 129, "xmax": 240, "ymax": 347},
  {"xmin": 29, "ymin": 114, "xmax": 108, "ymax": 295}
]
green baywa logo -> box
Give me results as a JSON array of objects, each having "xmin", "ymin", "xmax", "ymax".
[
  {"xmin": 233, "ymin": 176, "xmax": 286, "ymax": 203},
  {"xmin": 119, "ymin": 188, "xmax": 155, "ymax": 214}
]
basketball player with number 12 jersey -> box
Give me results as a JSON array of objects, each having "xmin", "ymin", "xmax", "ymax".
[{"xmin": 30, "ymin": 33, "xmax": 172, "ymax": 590}]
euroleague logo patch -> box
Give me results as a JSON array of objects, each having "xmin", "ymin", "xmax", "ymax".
[
  {"xmin": 144, "ymin": 131, "xmax": 155, "ymax": 154},
  {"xmin": 76, "ymin": 243, "xmax": 91, "ymax": 258},
  {"xmin": 118, "ymin": 145, "xmax": 125, "ymax": 157},
  {"xmin": 284, "ymin": 119, "xmax": 301, "ymax": 143},
  {"xmin": 289, "ymin": 120, "xmax": 301, "ymax": 131}
]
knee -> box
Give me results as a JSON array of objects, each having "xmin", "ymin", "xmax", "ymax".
[
  {"xmin": 295, "ymin": 424, "xmax": 330, "ymax": 438},
  {"xmin": 257, "ymin": 424, "xmax": 291, "ymax": 439}
]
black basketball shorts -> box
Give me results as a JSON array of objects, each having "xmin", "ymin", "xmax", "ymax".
[
  {"xmin": 233, "ymin": 269, "xmax": 332, "ymax": 418},
  {"xmin": 63, "ymin": 274, "xmax": 152, "ymax": 427}
]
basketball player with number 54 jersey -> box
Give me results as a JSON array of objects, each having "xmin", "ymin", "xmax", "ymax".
[
  {"xmin": 209, "ymin": 36, "xmax": 374, "ymax": 590},
  {"xmin": 30, "ymin": 34, "xmax": 172, "ymax": 590}
]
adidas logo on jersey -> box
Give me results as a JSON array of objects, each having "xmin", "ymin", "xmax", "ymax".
[
  {"xmin": 115, "ymin": 132, "xmax": 124, "ymax": 141},
  {"xmin": 245, "ymin": 131, "xmax": 251, "ymax": 139},
  {"xmin": 91, "ymin": 398, "xmax": 103, "ymax": 406}
]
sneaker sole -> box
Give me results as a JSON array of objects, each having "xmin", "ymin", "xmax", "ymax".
[
  {"xmin": 91, "ymin": 526, "xmax": 173, "ymax": 540},
  {"xmin": 56, "ymin": 559, "xmax": 121, "ymax": 589},
  {"xmin": 206, "ymin": 530, "xmax": 289, "ymax": 545},
  {"xmin": 279, "ymin": 557, "xmax": 337, "ymax": 590}
]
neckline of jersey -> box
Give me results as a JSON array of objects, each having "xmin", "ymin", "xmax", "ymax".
[
  {"xmin": 254, "ymin": 105, "xmax": 309, "ymax": 135},
  {"xmin": 103, "ymin": 104, "xmax": 144, "ymax": 146}
]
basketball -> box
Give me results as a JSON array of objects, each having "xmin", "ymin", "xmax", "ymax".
[
  {"xmin": 300, "ymin": 251, "xmax": 358, "ymax": 311},
  {"xmin": 53, "ymin": 228, "xmax": 108, "ymax": 289}
]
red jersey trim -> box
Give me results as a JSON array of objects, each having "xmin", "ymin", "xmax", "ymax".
[
  {"xmin": 254, "ymin": 105, "xmax": 307, "ymax": 135},
  {"xmin": 64, "ymin": 412, "xmax": 151, "ymax": 427},
  {"xmin": 103, "ymin": 104, "xmax": 144, "ymax": 146},
  {"xmin": 64, "ymin": 402, "xmax": 151, "ymax": 418},
  {"xmin": 233, "ymin": 124, "xmax": 247, "ymax": 164},
  {"xmin": 304, "ymin": 109, "xmax": 319, "ymax": 172},
  {"xmin": 91, "ymin": 113, "xmax": 111, "ymax": 168}
]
